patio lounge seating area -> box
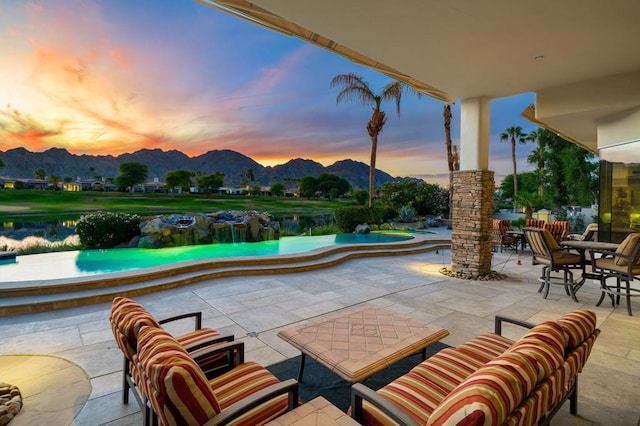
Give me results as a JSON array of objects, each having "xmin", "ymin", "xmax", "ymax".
[{"xmin": 0, "ymin": 230, "xmax": 639, "ymax": 425}]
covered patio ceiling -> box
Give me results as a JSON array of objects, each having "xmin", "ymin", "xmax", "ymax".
[{"xmin": 198, "ymin": 0, "xmax": 640, "ymax": 153}]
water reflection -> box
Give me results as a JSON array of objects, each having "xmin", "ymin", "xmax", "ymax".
[
  {"xmin": 0, "ymin": 215, "xmax": 332, "ymax": 242},
  {"xmin": 0, "ymin": 220, "xmax": 77, "ymax": 241}
]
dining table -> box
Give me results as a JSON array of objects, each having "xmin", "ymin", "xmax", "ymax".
[{"xmin": 559, "ymin": 240, "xmax": 619, "ymax": 287}]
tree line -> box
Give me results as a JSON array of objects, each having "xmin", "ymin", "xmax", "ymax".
[{"xmin": 497, "ymin": 127, "xmax": 597, "ymax": 214}]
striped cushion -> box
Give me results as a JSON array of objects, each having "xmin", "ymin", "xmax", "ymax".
[
  {"xmin": 110, "ymin": 297, "xmax": 161, "ymax": 357},
  {"xmin": 361, "ymin": 333, "xmax": 514, "ymax": 425},
  {"xmin": 111, "ymin": 296, "xmax": 227, "ymax": 373},
  {"xmin": 175, "ymin": 328, "xmax": 228, "ymax": 373},
  {"xmin": 427, "ymin": 351, "xmax": 540, "ymax": 426},
  {"xmin": 137, "ymin": 326, "xmax": 219, "ymax": 426},
  {"xmin": 209, "ymin": 362, "xmax": 290, "ymax": 425},
  {"xmin": 506, "ymin": 321, "xmax": 565, "ymax": 381},
  {"xmin": 556, "ymin": 310, "xmax": 596, "ymax": 351},
  {"xmin": 504, "ymin": 368, "xmax": 564, "ymax": 426},
  {"xmin": 526, "ymin": 219, "xmax": 545, "ymax": 229},
  {"xmin": 364, "ymin": 369, "xmax": 450, "ymax": 425}
]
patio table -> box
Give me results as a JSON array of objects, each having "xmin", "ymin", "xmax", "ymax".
[
  {"xmin": 277, "ymin": 307, "xmax": 449, "ymax": 383},
  {"xmin": 559, "ymin": 240, "xmax": 619, "ymax": 286},
  {"xmin": 506, "ymin": 230, "xmax": 527, "ymax": 253}
]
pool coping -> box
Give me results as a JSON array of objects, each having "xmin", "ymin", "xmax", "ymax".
[{"xmin": 0, "ymin": 234, "xmax": 451, "ymax": 317}]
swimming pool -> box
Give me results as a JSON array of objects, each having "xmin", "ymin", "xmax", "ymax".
[{"xmin": 0, "ymin": 233, "xmax": 413, "ymax": 282}]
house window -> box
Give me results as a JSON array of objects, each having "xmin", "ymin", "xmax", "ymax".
[{"xmin": 599, "ymin": 141, "xmax": 640, "ymax": 242}]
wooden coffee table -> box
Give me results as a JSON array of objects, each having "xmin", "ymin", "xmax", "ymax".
[{"xmin": 277, "ymin": 307, "xmax": 449, "ymax": 383}]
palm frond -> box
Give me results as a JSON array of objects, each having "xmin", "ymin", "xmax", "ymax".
[{"xmin": 331, "ymin": 73, "xmax": 375, "ymax": 106}]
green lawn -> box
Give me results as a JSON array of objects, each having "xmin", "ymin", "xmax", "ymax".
[{"xmin": 0, "ymin": 190, "xmax": 352, "ymax": 220}]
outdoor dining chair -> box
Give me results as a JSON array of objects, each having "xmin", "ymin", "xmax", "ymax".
[
  {"xmin": 523, "ymin": 227, "xmax": 585, "ymax": 302},
  {"xmin": 545, "ymin": 221, "xmax": 570, "ymax": 243},
  {"xmin": 589, "ymin": 233, "xmax": 640, "ymax": 316},
  {"xmin": 525, "ymin": 219, "xmax": 546, "ymax": 229},
  {"xmin": 492, "ymin": 219, "xmax": 518, "ymax": 253}
]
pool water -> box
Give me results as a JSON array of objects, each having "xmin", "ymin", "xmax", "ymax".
[{"xmin": 0, "ymin": 233, "xmax": 413, "ymax": 282}]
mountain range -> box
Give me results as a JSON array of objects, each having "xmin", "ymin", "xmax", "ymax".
[{"xmin": 0, "ymin": 147, "xmax": 407, "ymax": 189}]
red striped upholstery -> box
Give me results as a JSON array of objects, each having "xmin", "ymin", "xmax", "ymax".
[
  {"xmin": 544, "ymin": 221, "xmax": 570, "ymax": 243},
  {"xmin": 209, "ymin": 362, "xmax": 290, "ymax": 425},
  {"xmin": 525, "ymin": 219, "xmax": 545, "ymax": 229},
  {"xmin": 428, "ymin": 351, "xmax": 543, "ymax": 426},
  {"xmin": 137, "ymin": 326, "xmax": 220, "ymax": 426},
  {"xmin": 355, "ymin": 311, "xmax": 600, "ymax": 426},
  {"xmin": 137, "ymin": 326, "xmax": 290, "ymax": 426},
  {"xmin": 506, "ymin": 321, "xmax": 566, "ymax": 381},
  {"xmin": 111, "ymin": 296, "xmax": 161, "ymax": 359},
  {"xmin": 505, "ymin": 369, "xmax": 563, "ymax": 426},
  {"xmin": 557, "ymin": 310, "xmax": 596, "ymax": 351},
  {"xmin": 109, "ymin": 296, "xmax": 229, "ymax": 418},
  {"xmin": 361, "ymin": 332, "xmax": 513, "ymax": 424}
]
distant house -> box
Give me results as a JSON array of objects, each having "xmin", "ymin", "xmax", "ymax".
[
  {"xmin": 61, "ymin": 181, "xmax": 82, "ymax": 191},
  {"xmin": 0, "ymin": 177, "xmax": 47, "ymax": 190},
  {"xmin": 134, "ymin": 178, "xmax": 166, "ymax": 193},
  {"xmin": 218, "ymin": 186, "xmax": 244, "ymax": 195}
]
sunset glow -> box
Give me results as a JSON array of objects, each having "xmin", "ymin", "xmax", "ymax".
[{"xmin": 0, "ymin": 0, "xmax": 536, "ymax": 182}]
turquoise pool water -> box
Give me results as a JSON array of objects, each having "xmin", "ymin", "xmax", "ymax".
[{"xmin": 0, "ymin": 233, "xmax": 413, "ymax": 282}]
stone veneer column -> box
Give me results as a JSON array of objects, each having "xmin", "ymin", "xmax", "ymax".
[{"xmin": 451, "ymin": 170, "xmax": 494, "ymax": 277}]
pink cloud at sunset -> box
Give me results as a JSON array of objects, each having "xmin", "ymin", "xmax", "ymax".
[{"xmin": 0, "ymin": 0, "xmax": 538, "ymax": 182}]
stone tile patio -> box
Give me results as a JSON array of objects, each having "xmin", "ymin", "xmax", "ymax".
[{"xmin": 0, "ymin": 232, "xmax": 639, "ymax": 425}]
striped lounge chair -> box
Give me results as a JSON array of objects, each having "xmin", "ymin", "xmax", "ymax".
[
  {"xmin": 351, "ymin": 310, "xmax": 599, "ymax": 426},
  {"xmin": 137, "ymin": 325, "xmax": 299, "ymax": 426},
  {"xmin": 110, "ymin": 297, "xmax": 234, "ymax": 426},
  {"xmin": 545, "ymin": 221, "xmax": 570, "ymax": 243}
]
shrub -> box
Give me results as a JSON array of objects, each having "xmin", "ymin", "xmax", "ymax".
[
  {"xmin": 399, "ymin": 205, "xmax": 417, "ymax": 222},
  {"xmin": 76, "ymin": 212, "xmax": 142, "ymax": 249},
  {"xmin": 511, "ymin": 217, "xmax": 526, "ymax": 229},
  {"xmin": 335, "ymin": 206, "xmax": 390, "ymax": 232},
  {"xmin": 351, "ymin": 189, "xmax": 369, "ymax": 205},
  {"xmin": 335, "ymin": 206, "xmax": 372, "ymax": 232}
]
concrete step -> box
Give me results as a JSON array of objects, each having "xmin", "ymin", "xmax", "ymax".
[{"xmin": 0, "ymin": 238, "xmax": 450, "ymax": 317}]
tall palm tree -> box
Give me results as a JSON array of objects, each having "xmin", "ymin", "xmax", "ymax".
[
  {"xmin": 331, "ymin": 73, "xmax": 406, "ymax": 208},
  {"xmin": 527, "ymin": 128, "xmax": 548, "ymax": 200},
  {"xmin": 443, "ymin": 103, "xmax": 458, "ymax": 227},
  {"xmin": 499, "ymin": 126, "xmax": 527, "ymax": 210}
]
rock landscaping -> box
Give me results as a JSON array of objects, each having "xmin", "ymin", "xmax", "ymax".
[
  {"xmin": 132, "ymin": 211, "xmax": 280, "ymax": 248},
  {"xmin": 0, "ymin": 383, "xmax": 21, "ymax": 426},
  {"xmin": 439, "ymin": 266, "xmax": 506, "ymax": 281}
]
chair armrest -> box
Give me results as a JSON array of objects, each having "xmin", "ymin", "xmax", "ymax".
[
  {"xmin": 350, "ymin": 383, "xmax": 421, "ymax": 426},
  {"xmin": 191, "ymin": 340, "xmax": 245, "ymax": 367},
  {"xmin": 184, "ymin": 334, "xmax": 235, "ymax": 353},
  {"xmin": 494, "ymin": 315, "xmax": 535, "ymax": 335},
  {"xmin": 205, "ymin": 379, "xmax": 299, "ymax": 426},
  {"xmin": 159, "ymin": 311, "xmax": 202, "ymax": 329}
]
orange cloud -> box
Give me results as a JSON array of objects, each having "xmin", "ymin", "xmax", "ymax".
[{"xmin": 0, "ymin": 106, "xmax": 62, "ymax": 151}]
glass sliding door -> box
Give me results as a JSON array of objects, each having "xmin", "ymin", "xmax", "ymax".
[{"xmin": 599, "ymin": 142, "xmax": 640, "ymax": 243}]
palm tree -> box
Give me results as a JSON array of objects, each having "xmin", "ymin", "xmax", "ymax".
[
  {"xmin": 442, "ymin": 103, "xmax": 459, "ymax": 228},
  {"xmin": 527, "ymin": 128, "xmax": 548, "ymax": 200},
  {"xmin": 499, "ymin": 126, "xmax": 527, "ymax": 210},
  {"xmin": 331, "ymin": 73, "xmax": 406, "ymax": 207},
  {"xmin": 34, "ymin": 168, "xmax": 46, "ymax": 181}
]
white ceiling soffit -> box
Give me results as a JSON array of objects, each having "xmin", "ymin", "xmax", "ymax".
[{"xmin": 198, "ymin": 0, "xmax": 640, "ymax": 147}]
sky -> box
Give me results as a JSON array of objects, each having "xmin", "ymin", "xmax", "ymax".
[{"xmin": 0, "ymin": 0, "xmax": 539, "ymax": 185}]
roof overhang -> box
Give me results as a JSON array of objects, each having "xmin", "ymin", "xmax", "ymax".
[{"xmin": 198, "ymin": 0, "xmax": 640, "ymax": 149}]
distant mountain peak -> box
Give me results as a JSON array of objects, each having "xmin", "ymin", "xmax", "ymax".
[{"xmin": 0, "ymin": 147, "xmax": 407, "ymax": 188}]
